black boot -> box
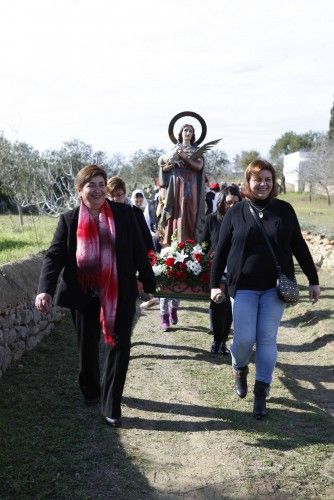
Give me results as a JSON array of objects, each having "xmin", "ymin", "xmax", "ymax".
[
  {"xmin": 253, "ymin": 380, "xmax": 270, "ymax": 420},
  {"xmin": 232, "ymin": 366, "xmax": 249, "ymax": 398}
]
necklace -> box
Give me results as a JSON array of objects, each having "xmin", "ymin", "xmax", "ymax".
[{"xmin": 248, "ymin": 200, "xmax": 271, "ymax": 219}]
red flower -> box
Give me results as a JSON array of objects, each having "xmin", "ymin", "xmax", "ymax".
[
  {"xmin": 178, "ymin": 242, "xmax": 185, "ymax": 249},
  {"xmin": 147, "ymin": 250, "xmax": 157, "ymax": 265},
  {"xmin": 185, "ymin": 239, "xmax": 195, "ymax": 245},
  {"xmin": 167, "ymin": 268, "xmax": 175, "ymax": 277},
  {"xmin": 165, "ymin": 257, "xmax": 175, "ymax": 267},
  {"xmin": 193, "ymin": 252, "xmax": 203, "ymax": 262}
]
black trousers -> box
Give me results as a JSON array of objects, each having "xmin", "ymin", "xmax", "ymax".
[
  {"xmin": 209, "ymin": 293, "xmax": 233, "ymax": 344},
  {"xmin": 71, "ymin": 297, "xmax": 136, "ymax": 418}
]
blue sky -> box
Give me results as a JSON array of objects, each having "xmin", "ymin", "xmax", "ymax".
[{"xmin": 1, "ymin": 0, "xmax": 333, "ymax": 161}]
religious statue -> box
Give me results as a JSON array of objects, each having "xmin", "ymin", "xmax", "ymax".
[{"xmin": 158, "ymin": 111, "xmax": 221, "ymax": 246}]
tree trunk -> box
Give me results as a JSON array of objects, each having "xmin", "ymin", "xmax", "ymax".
[
  {"xmin": 16, "ymin": 202, "xmax": 24, "ymax": 226},
  {"xmin": 325, "ymin": 187, "xmax": 331, "ymax": 206},
  {"xmin": 319, "ymin": 182, "xmax": 331, "ymax": 206}
]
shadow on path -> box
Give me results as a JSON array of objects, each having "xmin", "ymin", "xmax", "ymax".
[{"xmin": 122, "ymin": 396, "xmax": 334, "ymax": 451}]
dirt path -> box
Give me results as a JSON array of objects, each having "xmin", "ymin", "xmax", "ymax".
[
  {"xmin": 121, "ymin": 302, "xmax": 247, "ymax": 498},
  {"xmin": 111, "ymin": 299, "xmax": 333, "ymax": 499},
  {"xmin": 1, "ymin": 289, "xmax": 333, "ymax": 499}
]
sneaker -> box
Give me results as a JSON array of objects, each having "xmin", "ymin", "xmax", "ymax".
[
  {"xmin": 105, "ymin": 417, "xmax": 122, "ymax": 427},
  {"xmin": 160, "ymin": 313, "xmax": 170, "ymax": 331},
  {"xmin": 210, "ymin": 340, "xmax": 220, "ymax": 354},
  {"xmin": 169, "ymin": 307, "xmax": 178, "ymax": 325},
  {"xmin": 219, "ymin": 343, "xmax": 230, "ymax": 356},
  {"xmin": 140, "ymin": 297, "xmax": 159, "ymax": 309}
]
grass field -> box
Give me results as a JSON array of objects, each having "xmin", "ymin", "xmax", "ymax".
[
  {"xmin": 278, "ymin": 192, "xmax": 334, "ymax": 238},
  {"xmin": 0, "ymin": 215, "xmax": 57, "ymax": 264}
]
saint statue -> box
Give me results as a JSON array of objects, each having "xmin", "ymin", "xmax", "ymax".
[{"xmin": 158, "ymin": 112, "xmax": 220, "ymax": 246}]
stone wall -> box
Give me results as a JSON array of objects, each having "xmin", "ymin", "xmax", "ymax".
[
  {"xmin": 0, "ymin": 254, "xmax": 64, "ymax": 377},
  {"xmin": 303, "ymin": 231, "xmax": 334, "ymax": 269}
]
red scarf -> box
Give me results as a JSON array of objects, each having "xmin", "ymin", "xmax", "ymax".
[{"xmin": 76, "ymin": 201, "xmax": 118, "ymax": 345}]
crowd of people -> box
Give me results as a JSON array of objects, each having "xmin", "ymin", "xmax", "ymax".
[{"xmin": 35, "ymin": 122, "xmax": 320, "ymax": 425}]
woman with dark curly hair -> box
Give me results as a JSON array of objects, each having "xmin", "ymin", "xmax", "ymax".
[{"xmin": 202, "ymin": 185, "xmax": 241, "ymax": 355}]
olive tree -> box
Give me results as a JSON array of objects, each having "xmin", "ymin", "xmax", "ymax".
[
  {"xmin": 0, "ymin": 136, "xmax": 45, "ymax": 224},
  {"xmin": 204, "ymin": 149, "xmax": 230, "ymax": 181},
  {"xmin": 233, "ymin": 150, "xmax": 260, "ymax": 172}
]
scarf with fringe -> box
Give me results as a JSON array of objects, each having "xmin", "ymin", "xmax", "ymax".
[{"xmin": 76, "ymin": 201, "xmax": 118, "ymax": 345}]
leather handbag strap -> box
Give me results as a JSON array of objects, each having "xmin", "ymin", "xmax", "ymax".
[{"xmin": 248, "ymin": 202, "xmax": 281, "ymax": 275}]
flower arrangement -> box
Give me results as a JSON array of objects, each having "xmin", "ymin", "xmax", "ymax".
[{"xmin": 148, "ymin": 239, "xmax": 211, "ymax": 299}]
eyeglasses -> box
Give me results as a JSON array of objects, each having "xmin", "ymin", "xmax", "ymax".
[{"xmin": 112, "ymin": 190, "xmax": 125, "ymax": 198}]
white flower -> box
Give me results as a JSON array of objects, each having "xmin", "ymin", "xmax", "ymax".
[
  {"xmin": 192, "ymin": 244, "xmax": 203, "ymax": 254},
  {"xmin": 174, "ymin": 250, "xmax": 187, "ymax": 263},
  {"xmin": 186, "ymin": 260, "xmax": 202, "ymax": 276},
  {"xmin": 170, "ymin": 240, "xmax": 179, "ymax": 252},
  {"xmin": 160, "ymin": 246, "xmax": 172, "ymax": 257},
  {"xmin": 153, "ymin": 264, "xmax": 167, "ymax": 276}
]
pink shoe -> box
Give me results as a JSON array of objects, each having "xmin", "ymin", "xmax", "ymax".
[
  {"xmin": 169, "ymin": 307, "xmax": 178, "ymax": 325},
  {"xmin": 160, "ymin": 314, "xmax": 170, "ymax": 331}
]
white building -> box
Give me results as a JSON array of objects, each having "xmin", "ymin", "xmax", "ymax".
[{"xmin": 283, "ymin": 151, "xmax": 309, "ymax": 192}]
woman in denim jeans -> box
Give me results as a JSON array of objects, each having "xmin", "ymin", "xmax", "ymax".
[{"xmin": 210, "ymin": 159, "xmax": 320, "ymax": 419}]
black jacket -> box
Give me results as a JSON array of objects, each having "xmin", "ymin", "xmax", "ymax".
[
  {"xmin": 132, "ymin": 205, "xmax": 155, "ymax": 252},
  {"xmin": 37, "ymin": 200, "xmax": 156, "ymax": 310},
  {"xmin": 210, "ymin": 199, "xmax": 319, "ymax": 297},
  {"xmin": 201, "ymin": 211, "xmax": 223, "ymax": 252}
]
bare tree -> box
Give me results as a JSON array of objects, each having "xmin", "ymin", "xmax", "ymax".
[
  {"xmin": 39, "ymin": 139, "xmax": 110, "ymax": 215},
  {"xmin": 0, "ymin": 137, "xmax": 46, "ymax": 225},
  {"xmin": 105, "ymin": 153, "xmax": 127, "ymax": 177}
]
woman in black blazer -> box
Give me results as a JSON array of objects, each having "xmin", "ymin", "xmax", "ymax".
[{"xmin": 35, "ymin": 165, "xmax": 156, "ymax": 427}]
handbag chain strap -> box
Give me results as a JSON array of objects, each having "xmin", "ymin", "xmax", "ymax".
[{"xmin": 247, "ymin": 202, "xmax": 281, "ymax": 276}]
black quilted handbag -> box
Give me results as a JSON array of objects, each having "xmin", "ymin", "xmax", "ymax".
[{"xmin": 276, "ymin": 273, "xmax": 299, "ymax": 304}]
